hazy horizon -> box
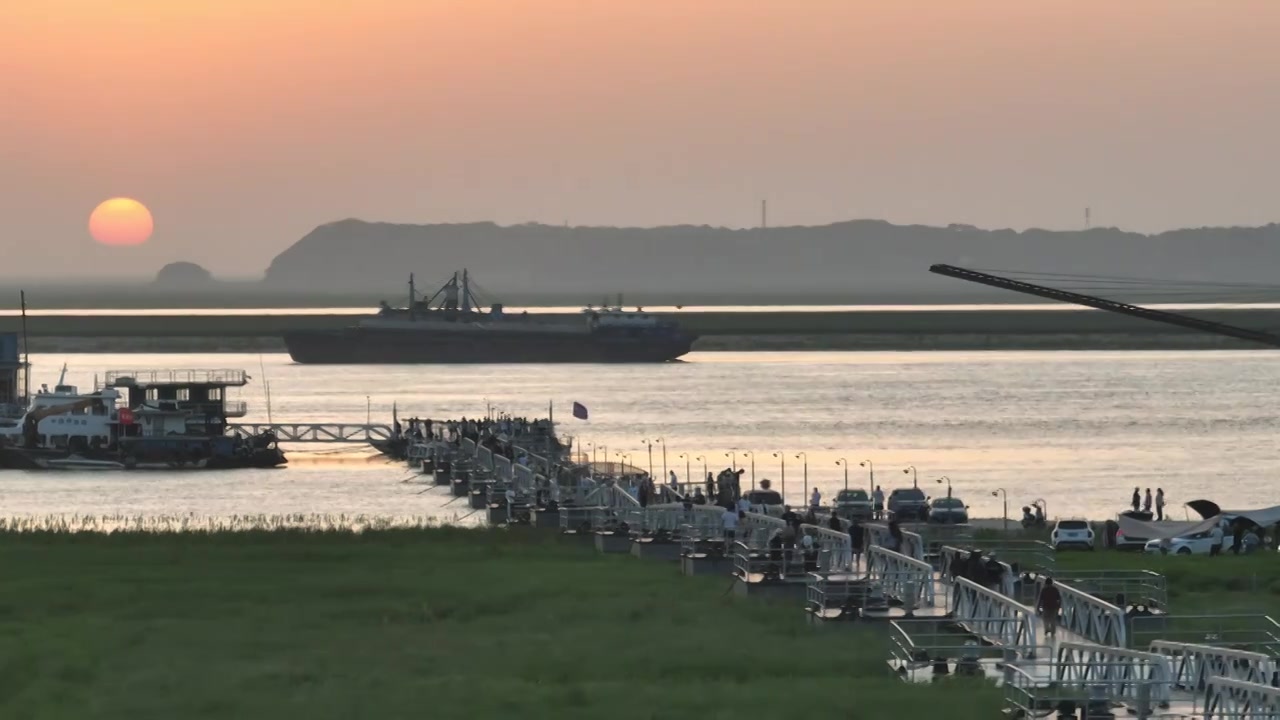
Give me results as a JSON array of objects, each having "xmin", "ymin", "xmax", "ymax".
[{"xmin": 4, "ymin": 0, "xmax": 1280, "ymax": 279}]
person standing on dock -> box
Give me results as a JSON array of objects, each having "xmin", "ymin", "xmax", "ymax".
[
  {"xmin": 668, "ymin": 470, "xmax": 679, "ymax": 499},
  {"xmin": 1155, "ymin": 489, "xmax": 1165, "ymax": 521},
  {"xmin": 1142, "ymin": 489, "xmax": 1153, "ymax": 514},
  {"xmin": 1131, "ymin": 488, "xmax": 1141, "ymax": 513},
  {"xmin": 872, "ymin": 486, "xmax": 885, "ymax": 520},
  {"xmin": 848, "ymin": 519, "xmax": 864, "ymax": 569},
  {"xmin": 721, "ymin": 504, "xmax": 739, "ymax": 549},
  {"xmin": 705, "ymin": 472, "xmax": 715, "ymax": 501},
  {"xmin": 809, "ymin": 487, "xmax": 822, "ymax": 512},
  {"xmin": 1037, "ymin": 578, "xmax": 1062, "ymax": 638}
]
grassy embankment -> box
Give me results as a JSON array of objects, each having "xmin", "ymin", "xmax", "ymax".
[
  {"xmin": 0, "ymin": 526, "xmax": 1001, "ymax": 719},
  {"xmin": 2, "ymin": 519, "xmax": 1277, "ymax": 717}
]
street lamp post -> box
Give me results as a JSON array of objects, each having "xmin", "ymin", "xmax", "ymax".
[
  {"xmin": 772, "ymin": 452, "xmax": 787, "ymax": 503},
  {"xmin": 657, "ymin": 438, "xmax": 667, "ymax": 483},
  {"xmin": 695, "ymin": 455, "xmax": 707, "ymax": 483},
  {"xmin": 679, "ymin": 453, "xmax": 692, "ymax": 491},
  {"xmin": 992, "ymin": 488, "xmax": 1008, "ymax": 531},
  {"xmin": 860, "ymin": 459, "xmax": 874, "ymax": 494},
  {"xmin": 642, "ymin": 439, "xmax": 655, "ymax": 480},
  {"xmin": 795, "ymin": 452, "xmax": 808, "ymax": 504},
  {"xmin": 366, "ymin": 395, "xmax": 371, "ymax": 425},
  {"xmin": 742, "ymin": 451, "xmax": 756, "ymax": 490},
  {"xmin": 725, "ymin": 451, "xmax": 737, "ymax": 473},
  {"xmin": 903, "ymin": 465, "xmax": 918, "ymax": 489},
  {"xmin": 936, "ymin": 476, "xmax": 952, "ymax": 498},
  {"xmin": 836, "ymin": 458, "xmax": 849, "ymax": 490}
]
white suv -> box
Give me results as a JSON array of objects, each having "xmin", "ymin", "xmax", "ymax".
[{"xmin": 1051, "ymin": 519, "xmax": 1095, "ymax": 551}]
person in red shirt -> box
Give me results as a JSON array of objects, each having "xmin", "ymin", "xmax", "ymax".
[{"xmin": 1037, "ymin": 577, "xmax": 1063, "ymax": 638}]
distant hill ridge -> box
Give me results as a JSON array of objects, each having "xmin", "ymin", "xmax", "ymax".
[{"xmin": 261, "ymin": 219, "xmax": 1280, "ymax": 298}]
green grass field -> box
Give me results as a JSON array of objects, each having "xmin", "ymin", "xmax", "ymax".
[
  {"xmin": 3, "ymin": 524, "xmax": 1276, "ymax": 718},
  {"xmin": 0, "ymin": 528, "xmax": 1001, "ymax": 719}
]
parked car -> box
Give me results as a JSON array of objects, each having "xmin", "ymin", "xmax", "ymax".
[
  {"xmin": 1051, "ymin": 519, "xmax": 1095, "ymax": 551},
  {"xmin": 1144, "ymin": 518, "xmax": 1237, "ymax": 555},
  {"xmin": 743, "ymin": 489, "xmax": 785, "ymax": 517},
  {"xmin": 887, "ymin": 487, "xmax": 929, "ymax": 521},
  {"xmin": 834, "ymin": 489, "xmax": 873, "ymax": 520},
  {"xmin": 927, "ymin": 496, "xmax": 969, "ymax": 524}
]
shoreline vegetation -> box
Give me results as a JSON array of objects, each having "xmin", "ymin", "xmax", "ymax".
[
  {"xmin": 2, "ymin": 524, "xmax": 1276, "ymax": 718},
  {"xmin": 4, "ymin": 308, "xmax": 1279, "ymax": 353}
]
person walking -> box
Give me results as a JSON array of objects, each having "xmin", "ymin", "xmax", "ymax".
[
  {"xmin": 1037, "ymin": 577, "xmax": 1062, "ymax": 638},
  {"xmin": 1155, "ymin": 489, "xmax": 1166, "ymax": 522}
]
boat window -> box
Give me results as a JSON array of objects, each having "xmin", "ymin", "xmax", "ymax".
[
  {"xmin": 176, "ymin": 388, "xmax": 191, "ymax": 402},
  {"xmin": 146, "ymin": 388, "xmax": 158, "ymax": 402},
  {"xmin": 209, "ymin": 388, "xmax": 223, "ymax": 401}
]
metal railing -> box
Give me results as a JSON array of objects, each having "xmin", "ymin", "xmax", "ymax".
[
  {"xmin": 1132, "ymin": 615, "xmax": 1280, "ymax": 656},
  {"xmin": 582, "ymin": 483, "xmax": 640, "ymax": 509},
  {"xmin": 1035, "ymin": 576, "xmax": 1127, "ymax": 647},
  {"xmin": 623, "ymin": 504, "xmax": 723, "ymax": 537},
  {"xmin": 105, "ymin": 369, "xmax": 248, "ymax": 386},
  {"xmin": 889, "ymin": 618, "xmax": 1026, "ymax": 682},
  {"xmin": 807, "ymin": 572, "xmax": 879, "ymax": 619},
  {"xmin": 1149, "ymin": 641, "xmax": 1278, "ymax": 692},
  {"xmin": 1052, "ymin": 569, "xmax": 1168, "ymax": 610},
  {"xmin": 732, "ymin": 541, "xmax": 818, "ymax": 582},
  {"xmin": 493, "ymin": 455, "xmax": 513, "ymax": 482},
  {"xmin": 1004, "ymin": 660, "xmax": 1172, "ymax": 719},
  {"xmin": 948, "ymin": 577, "xmax": 1041, "ymax": 657},
  {"xmin": 1055, "ymin": 642, "xmax": 1174, "ymax": 705},
  {"xmin": 477, "ymin": 447, "xmax": 494, "ymax": 471},
  {"xmin": 459, "ymin": 438, "xmax": 477, "ymax": 456},
  {"xmin": 866, "ymin": 545, "xmax": 936, "ymax": 609},
  {"xmin": 939, "ymin": 545, "xmax": 1016, "ymax": 597},
  {"xmin": 226, "ymin": 423, "xmax": 396, "ymax": 443},
  {"xmin": 865, "ymin": 523, "xmax": 925, "ymax": 561},
  {"xmin": 738, "ymin": 512, "xmax": 787, "ymax": 548},
  {"xmin": 1204, "ymin": 676, "xmax": 1280, "ymax": 719},
  {"xmin": 944, "ymin": 539, "xmax": 1056, "ymax": 575},
  {"xmin": 799, "ymin": 523, "xmax": 854, "ymax": 572}
]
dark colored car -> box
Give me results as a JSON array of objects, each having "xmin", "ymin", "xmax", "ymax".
[
  {"xmin": 834, "ymin": 489, "xmax": 873, "ymax": 520},
  {"xmin": 887, "ymin": 487, "xmax": 929, "ymax": 521},
  {"xmin": 744, "ymin": 489, "xmax": 785, "ymax": 517},
  {"xmin": 927, "ymin": 496, "xmax": 969, "ymax": 524}
]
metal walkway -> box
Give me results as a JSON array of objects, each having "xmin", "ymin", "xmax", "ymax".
[{"xmin": 227, "ymin": 423, "xmax": 396, "ymax": 443}]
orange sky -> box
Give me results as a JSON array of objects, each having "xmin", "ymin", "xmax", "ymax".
[{"xmin": 3, "ymin": 0, "xmax": 1279, "ymax": 278}]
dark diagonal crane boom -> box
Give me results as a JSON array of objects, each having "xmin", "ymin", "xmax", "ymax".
[{"xmin": 928, "ymin": 264, "xmax": 1280, "ymax": 349}]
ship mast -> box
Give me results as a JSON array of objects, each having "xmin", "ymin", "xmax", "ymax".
[
  {"xmin": 462, "ymin": 269, "xmax": 472, "ymax": 313},
  {"xmin": 408, "ymin": 274, "xmax": 416, "ymax": 320}
]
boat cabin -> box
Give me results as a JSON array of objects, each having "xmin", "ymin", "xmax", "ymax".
[{"xmin": 106, "ymin": 369, "xmax": 249, "ymax": 438}]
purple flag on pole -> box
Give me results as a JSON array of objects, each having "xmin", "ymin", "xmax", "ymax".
[{"xmin": 572, "ymin": 402, "xmax": 589, "ymax": 420}]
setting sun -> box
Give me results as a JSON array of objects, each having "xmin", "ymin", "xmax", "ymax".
[{"xmin": 89, "ymin": 197, "xmax": 154, "ymax": 246}]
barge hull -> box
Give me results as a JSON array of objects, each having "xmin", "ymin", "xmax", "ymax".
[{"xmin": 282, "ymin": 328, "xmax": 695, "ymax": 364}]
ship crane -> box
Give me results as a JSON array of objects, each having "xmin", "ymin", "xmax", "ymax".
[{"xmin": 928, "ymin": 264, "xmax": 1280, "ymax": 349}]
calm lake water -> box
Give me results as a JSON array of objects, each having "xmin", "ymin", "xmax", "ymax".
[{"xmin": 4, "ymin": 350, "xmax": 1278, "ymax": 524}]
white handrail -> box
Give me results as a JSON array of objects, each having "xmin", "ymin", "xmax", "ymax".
[
  {"xmin": 1204, "ymin": 675, "xmax": 1280, "ymax": 719},
  {"xmin": 949, "ymin": 577, "xmax": 1040, "ymax": 657},
  {"xmin": 865, "ymin": 545, "xmax": 936, "ymax": 609},
  {"xmin": 1149, "ymin": 640, "xmax": 1277, "ymax": 692}
]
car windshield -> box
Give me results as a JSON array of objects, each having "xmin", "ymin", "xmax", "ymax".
[
  {"xmin": 746, "ymin": 491, "xmax": 783, "ymax": 505},
  {"xmin": 933, "ymin": 498, "xmax": 964, "ymax": 508},
  {"xmin": 837, "ymin": 490, "xmax": 869, "ymax": 502},
  {"xmin": 1058, "ymin": 520, "xmax": 1089, "ymax": 530},
  {"xmin": 891, "ymin": 489, "xmax": 925, "ymax": 501}
]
